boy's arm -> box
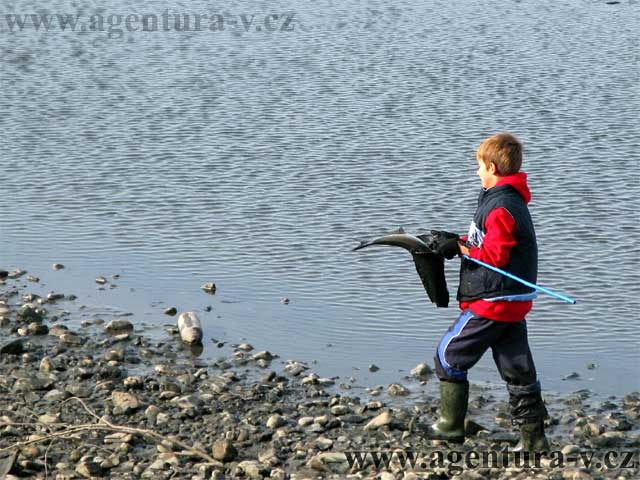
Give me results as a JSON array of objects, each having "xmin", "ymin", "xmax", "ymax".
[{"xmin": 463, "ymin": 208, "xmax": 517, "ymax": 268}]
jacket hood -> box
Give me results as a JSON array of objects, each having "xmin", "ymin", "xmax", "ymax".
[{"xmin": 495, "ymin": 172, "xmax": 531, "ymax": 204}]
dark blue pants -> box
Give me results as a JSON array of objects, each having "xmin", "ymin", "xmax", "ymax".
[
  {"xmin": 434, "ymin": 308, "xmax": 547, "ymax": 423},
  {"xmin": 434, "ymin": 308, "xmax": 538, "ymax": 385}
]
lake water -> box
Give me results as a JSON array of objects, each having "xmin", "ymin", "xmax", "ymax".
[{"xmin": 1, "ymin": 0, "xmax": 639, "ymax": 400}]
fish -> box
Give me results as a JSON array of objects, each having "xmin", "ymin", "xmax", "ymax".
[
  {"xmin": 352, "ymin": 227, "xmax": 432, "ymax": 253},
  {"xmin": 353, "ymin": 227, "xmax": 450, "ymax": 308}
]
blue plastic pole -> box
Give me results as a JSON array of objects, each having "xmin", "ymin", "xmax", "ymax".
[{"xmin": 462, "ymin": 254, "xmax": 576, "ymax": 305}]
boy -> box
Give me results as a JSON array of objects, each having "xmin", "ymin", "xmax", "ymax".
[{"xmin": 427, "ymin": 132, "xmax": 549, "ymax": 452}]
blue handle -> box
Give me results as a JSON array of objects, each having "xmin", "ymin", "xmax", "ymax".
[{"xmin": 462, "ymin": 255, "xmax": 576, "ymax": 305}]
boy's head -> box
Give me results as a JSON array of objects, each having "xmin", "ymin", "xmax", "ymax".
[{"xmin": 475, "ymin": 132, "xmax": 523, "ymax": 189}]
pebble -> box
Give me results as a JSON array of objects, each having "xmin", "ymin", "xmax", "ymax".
[
  {"xmin": 364, "ymin": 410, "xmax": 392, "ymax": 430},
  {"xmin": 104, "ymin": 319, "xmax": 134, "ymax": 333},
  {"xmin": 388, "ymin": 383, "xmax": 410, "ymax": 396},
  {"xmin": 266, "ymin": 414, "xmax": 287, "ymax": 428},
  {"xmin": 212, "ymin": 440, "xmax": 238, "ymax": 462},
  {"xmin": 298, "ymin": 416, "xmax": 314, "ymax": 427},
  {"xmin": 201, "ymin": 282, "xmax": 217, "ymax": 293},
  {"xmin": 315, "ymin": 437, "xmax": 333, "ymax": 450},
  {"xmin": 52, "ymin": 263, "xmax": 65, "ymax": 270},
  {"xmin": 410, "ymin": 362, "xmax": 433, "ymax": 378},
  {"xmin": 368, "ymin": 364, "xmax": 379, "ymax": 372},
  {"xmin": 8, "ymin": 268, "xmax": 27, "ymax": 278},
  {"xmin": 123, "ymin": 376, "xmax": 144, "ymax": 389},
  {"xmin": 237, "ymin": 460, "xmax": 268, "ymax": 479},
  {"xmin": 111, "ymin": 391, "xmax": 140, "ymax": 413},
  {"xmin": 164, "ymin": 306, "xmax": 177, "ymax": 316},
  {"xmin": 330, "ymin": 405, "xmax": 349, "ymax": 416},
  {"xmin": 28, "ymin": 322, "xmax": 49, "ymax": 335},
  {"xmin": 236, "ymin": 343, "xmax": 254, "ymax": 352},
  {"xmin": 75, "ymin": 461, "xmax": 103, "ymax": 478},
  {"xmin": 39, "ymin": 356, "xmax": 54, "ymax": 372},
  {"xmin": 17, "ymin": 304, "xmax": 44, "ymax": 323},
  {"xmin": 252, "ymin": 350, "xmax": 275, "ymax": 362}
]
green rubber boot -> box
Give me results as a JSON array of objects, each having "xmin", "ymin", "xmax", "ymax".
[
  {"xmin": 514, "ymin": 420, "xmax": 550, "ymax": 453},
  {"xmin": 508, "ymin": 382, "xmax": 550, "ymax": 453},
  {"xmin": 430, "ymin": 380, "xmax": 469, "ymax": 443}
]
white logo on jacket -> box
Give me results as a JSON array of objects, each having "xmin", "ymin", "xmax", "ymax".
[{"xmin": 467, "ymin": 221, "xmax": 484, "ymax": 248}]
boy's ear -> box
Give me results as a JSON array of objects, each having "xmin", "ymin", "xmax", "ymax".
[{"xmin": 489, "ymin": 162, "xmax": 498, "ymax": 175}]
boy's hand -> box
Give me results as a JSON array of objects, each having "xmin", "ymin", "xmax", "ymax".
[
  {"xmin": 429, "ymin": 230, "xmax": 461, "ymax": 259},
  {"xmin": 458, "ymin": 243, "xmax": 470, "ymax": 256}
]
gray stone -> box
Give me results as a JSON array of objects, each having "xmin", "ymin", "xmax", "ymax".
[
  {"xmin": 284, "ymin": 362, "xmax": 306, "ymax": 376},
  {"xmin": 105, "ymin": 319, "xmax": 134, "ymax": 333},
  {"xmin": 75, "ymin": 461, "xmax": 103, "ymax": 478},
  {"xmin": 17, "ymin": 304, "xmax": 43, "ymax": 323},
  {"xmin": 237, "ymin": 460, "xmax": 268, "ymax": 479},
  {"xmin": 28, "ymin": 322, "xmax": 49, "ymax": 335},
  {"xmin": 14, "ymin": 374, "xmax": 54, "ymax": 391},
  {"xmin": 124, "ymin": 376, "xmax": 144, "ymax": 389},
  {"xmin": 212, "ymin": 440, "xmax": 238, "ymax": 463},
  {"xmin": 39, "ymin": 356, "xmax": 55, "ymax": 372},
  {"xmin": 330, "ymin": 405, "xmax": 349, "ymax": 416},
  {"xmin": 267, "ymin": 414, "xmax": 286, "ymax": 428},
  {"xmin": 111, "ymin": 391, "xmax": 140, "ymax": 413},
  {"xmin": 252, "ymin": 350, "xmax": 274, "ymax": 362},
  {"xmin": 315, "ymin": 437, "xmax": 333, "ymax": 451},
  {"xmin": 388, "ymin": 383, "xmax": 410, "ymax": 396},
  {"xmin": 410, "ymin": 363, "xmax": 433, "ymax": 378},
  {"xmin": 148, "ymin": 453, "xmax": 179, "ymax": 470},
  {"xmin": 298, "ymin": 416, "xmax": 314, "ymax": 427},
  {"xmin": 364, "ymin": 410, "xmax": 392, "ymax": 430},
  {"xmin": 307, "ymin": 452, "xmax": 349, "ymax": 474},
  {"xmin": 60, "ymin": 333, "xmax": 84, "ymax": 346}
]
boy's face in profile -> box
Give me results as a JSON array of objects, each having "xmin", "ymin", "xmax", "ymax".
[{"xmin": 476, "ymin": 154, "xmax": 499, "ymax": 189}]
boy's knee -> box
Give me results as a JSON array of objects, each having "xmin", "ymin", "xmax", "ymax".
[
  {"xmin": 501, "ymin": 367, "xmax": 537, "ymax": 386},
  {"xmin": 434, "ymin": 354, "xmax": 468, "ymax": 383}
]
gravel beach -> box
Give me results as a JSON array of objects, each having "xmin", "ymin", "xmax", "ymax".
[{"xmin": 1, "ymin": 268, "xmax": 639, "ymax": 479}]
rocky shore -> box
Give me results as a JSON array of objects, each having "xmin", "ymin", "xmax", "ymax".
[{"xmin": 1, "ymin": 267, "xmax": 639, "ymax": 480}]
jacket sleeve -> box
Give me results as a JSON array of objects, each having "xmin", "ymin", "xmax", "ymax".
[{"xmin": 468, "ymin": 207, "xmax": 517, "ymax": 268}]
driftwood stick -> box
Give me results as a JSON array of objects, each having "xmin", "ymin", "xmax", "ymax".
[{"xmin": 0, "ymin": 397, "xmax": 217, "ymax": 464}]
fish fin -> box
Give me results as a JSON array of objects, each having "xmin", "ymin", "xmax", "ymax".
[
  {"xmin": 411, "ymin": 252, "xmax": 449, "ymax": 307},
  {"xmin": 352, "ymin": 241, "xmax": 370, "ymax": 251}
]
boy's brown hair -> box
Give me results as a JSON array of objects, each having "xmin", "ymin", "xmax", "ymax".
[{"xmin": 477, "ymin": 132, "xmax": 522, "ymax": 175}]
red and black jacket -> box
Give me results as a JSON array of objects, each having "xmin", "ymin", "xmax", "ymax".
[{"xmin": 458, "ymin": 172, "xmax": 537, "ymax": 322}]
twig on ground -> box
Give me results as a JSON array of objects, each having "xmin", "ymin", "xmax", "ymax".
[{"xmin": 0, "ymin": 397, "xmax": 217, "ymax": 464}]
